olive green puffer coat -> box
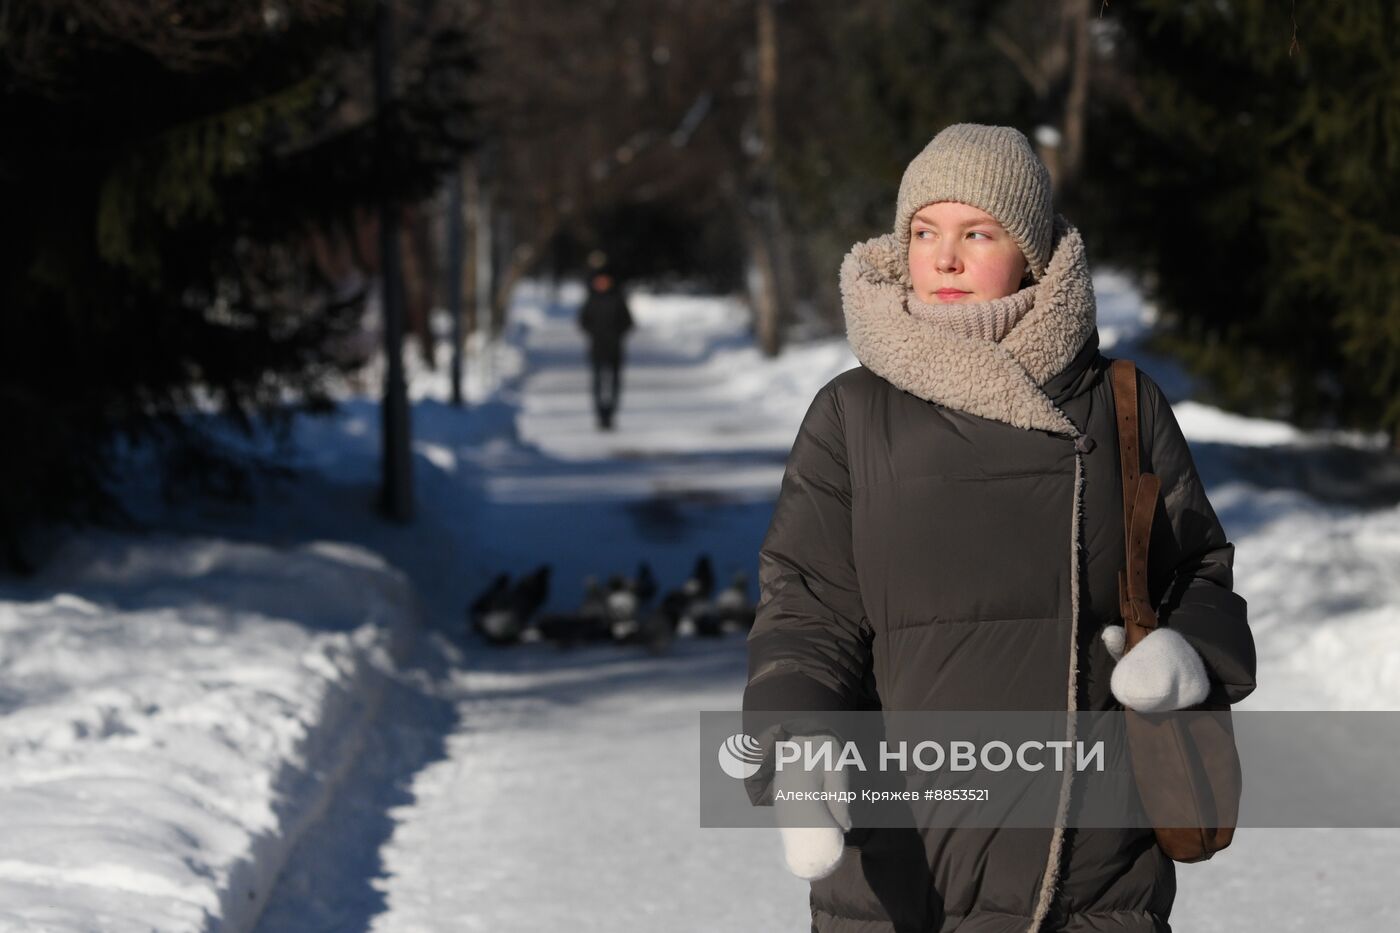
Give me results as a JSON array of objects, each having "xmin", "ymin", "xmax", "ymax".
[{"xmin": 742, "ymin": 217, "xmax": 1257, "ymax": 933}]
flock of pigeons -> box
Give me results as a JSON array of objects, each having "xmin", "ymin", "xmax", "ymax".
[{"xmin": 468, "ymin": 554, "xmax": 756, "ymax": 654}]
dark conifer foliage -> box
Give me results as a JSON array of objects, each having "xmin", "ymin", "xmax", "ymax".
[
  {"xmin": 1078, "ymin": 1, "xmax": 1400, "ymax": 443},
  {"xmin": 0, "ymin": 1, "xmax": 477, "ymax": 568}
]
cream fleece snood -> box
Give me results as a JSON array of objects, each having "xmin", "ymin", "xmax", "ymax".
[{"xmin": 904, "ymin": 282, "xmax": 1038, "ymax": 343}]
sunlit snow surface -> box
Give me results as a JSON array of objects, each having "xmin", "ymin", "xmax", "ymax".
[{"xmin": 0, "ymin": 537, "xmax": 415, "ymax": 931}]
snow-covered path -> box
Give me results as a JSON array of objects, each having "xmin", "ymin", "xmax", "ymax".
[
  {"xmin": 250, "ymin": 278, "xmax": 1398, "ymax": 931},
  {"xmin": 255, "ymin": 284, "xmax": 835, "ymax": 931},
  {"xmin": 255, "ymin": 633, "xmax": 819, "ymax": 931}
]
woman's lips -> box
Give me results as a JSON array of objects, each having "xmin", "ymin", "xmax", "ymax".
[{"xmin": 935, "ymin": 289, "xmax": 971, "ymax": 300}]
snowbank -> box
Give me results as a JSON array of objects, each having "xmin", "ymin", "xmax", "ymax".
[
  {"xmin": 1214, "ymin": 486, "xmax": 1400, "ymax": 711},
  {"xmin": 0, "ymin": 535, "xmax": 418, "ymax": 932}
]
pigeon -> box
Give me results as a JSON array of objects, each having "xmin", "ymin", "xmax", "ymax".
[
  {"xmin": 657, "ymin": 585, "xmax": 691, "ymax": 636},
  {"xmin": 633, "ymin": 562, "xmax": 657, "ymax": 606},
  {"xmin": 606, "ymin": 563, "xmax": 668, "ymax": 644},
  {"xmin": 606, "ymin": 574, "xmax": 643, "ymax": 642},
  {"xmin": 691, "ymin": 553, "xmax": 715, "ymax": 599},
  {"xmin": 691, "ymin": 592, "xmax": 722, "ymax": 637},
  {"xmin": 716, "ymin": 571, "xmax": 756, "ymax": 632},
  {"xmin": 577, "ymin": 576, "xmax": 613, "ymax": 639},
  {"xmin": 476, "ymin": 607, "xmax": 520, "ymax": 645},
  {"xmin": 637, "ymin": 606, "xmax": 676, "ymax": 656},
  {"xmin": 657, "ymin": 553, "xmax": 718, "ymax": 638},
  {"xmin": 511, "ymin": 564, "xmax": 551, "ymax": 620},
  {"xmin": 470, "ymin": 572, "xmax": 510, "ymax": 619},
  {"xmin": 471, "ymin": 564, "xmax": 551, "ymax": 646},
  {"xmin": 469, "ymin": 572, "xmax": 515, "ymax": 645}
]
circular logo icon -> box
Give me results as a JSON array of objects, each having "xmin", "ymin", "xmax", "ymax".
[{"xmin": 718, "ymin": 732, "xmax": 764, "ymax": 779}]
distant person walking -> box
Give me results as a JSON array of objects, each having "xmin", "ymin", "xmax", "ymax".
[{"xmin": 578, "ymin": 270, "xmax": 634, "ymax": 430}]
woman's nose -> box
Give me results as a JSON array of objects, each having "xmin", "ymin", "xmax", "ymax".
[{"xmin": 936, "ymin": 247, "xmax": 961, "ymax": 273}]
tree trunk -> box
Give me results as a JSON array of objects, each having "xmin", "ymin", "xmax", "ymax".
[
  {"xmin": 376, "ymin": 0, "xmax": 413, "ymax": 523},
  {"xmin": 446, "ymin": 161, "xmax": 466, "ymax": 406},
  {"xmin": 401, "ymin": 203, "xmax": 437, "ymax": 369},
  {"xmin": 492, "ymin": 226, "xmax": 556, "ymax": 334},
  {"xmin": 738, "ymin": 204, "xmax": 783, "ymax": 358},
  {"xmin": 1059, "ymin": 0, "xmax": 1092, "ymax": 193},
  {"xmin": 490, "ymin": 199, "xmax": 563, "ymax": 339},
  {"xmin": 749, "ymin": 0, "xmax": 787, "ymax": 357},
  {"xmin": 469, "ymin": 153, "xmax": 488, "ymax": 342},
  {"xmin": 489, "ymin": 202, "xmax": 511, "ymax": 336}
]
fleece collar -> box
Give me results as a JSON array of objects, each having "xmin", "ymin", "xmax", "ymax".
[{"xmin": 840, "ymin": 214, "xmax": 1098, "ymax": 438}]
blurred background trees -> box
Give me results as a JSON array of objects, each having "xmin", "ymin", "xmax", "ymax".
[
  {"xmin": 1076, "ymin": 0, "xmax": 1400, "ymax": 445},
  {"xmin": 0, "ymin": 0, "xmax": 475, "ymax": 566},
  {"xmin": 475, "ymin": 0, "xmax": 1397, "ymax": 439},
  {"xmin": 2, "ymin": 0, "xmax": 1395, "ymax": 566}
]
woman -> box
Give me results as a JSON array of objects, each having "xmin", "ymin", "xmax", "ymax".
[{"xmin": 742, "ymin": 124, "xmax": 1257, "ymax": 932}]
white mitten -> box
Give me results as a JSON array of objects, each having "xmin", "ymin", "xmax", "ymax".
[
  {"xmin": 1101, "ymin": 625, "xmax": 1211, "ymax": 712},
  {"xmin": 774, "ymin": 734, "xmax": 851, "ymax": 881}
]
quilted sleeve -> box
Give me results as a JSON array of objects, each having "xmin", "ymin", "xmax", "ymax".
[
  {"xmin": 742, "ymin": 381, "xmax": 875, "ymax": 804},
  {"xmin": 1140, "ymin": 371, "xmax": 1257, "ymax": 705}
]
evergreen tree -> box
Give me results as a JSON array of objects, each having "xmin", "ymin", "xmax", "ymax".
[
  {"xmin": 0, "ymin": 1, "xmax": 476, "ymax": 569},
  {"xmin": 1079, "ymin": 1, "xmax": 1400, "ymax": 445}
]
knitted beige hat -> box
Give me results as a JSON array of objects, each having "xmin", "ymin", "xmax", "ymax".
[{"xmin": 894, "ymin": 123, "xmax": 1054, "ymax": 281}]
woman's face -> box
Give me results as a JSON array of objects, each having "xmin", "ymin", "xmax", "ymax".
[{"xmin": 908, "ymin": 201, "xmax": 1029, "ymax": 304}]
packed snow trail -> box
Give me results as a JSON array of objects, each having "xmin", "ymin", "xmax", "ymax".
[
  {"xmin": 254, "ymin": 284, "xmax": 831, "ymax": 931},
  {"xmin": 254, "ymin": 633, "xmax": 815, "ymax": 931},
  {"xmin": 252, "ymin": 278, "xmax": 1400, "ymax": 932}
]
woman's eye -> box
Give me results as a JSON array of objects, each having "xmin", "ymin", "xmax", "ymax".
[{"xmin": 967, "ymin": 231, "xmax": 990, "ymax": 240}]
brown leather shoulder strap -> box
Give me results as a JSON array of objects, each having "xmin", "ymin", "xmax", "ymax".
[
  {"xmin": 1109, "ymin": 359, "xmax": 1140, "ymax": 527},
  {"xmin": 1109, "ymin": 359, "xmax": 1160, "ymax": 649}
]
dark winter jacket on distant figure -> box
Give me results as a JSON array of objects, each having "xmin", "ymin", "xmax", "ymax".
[{"xmin": 578, "ymin": 280, "xmax": 634, "ymax": 364}]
